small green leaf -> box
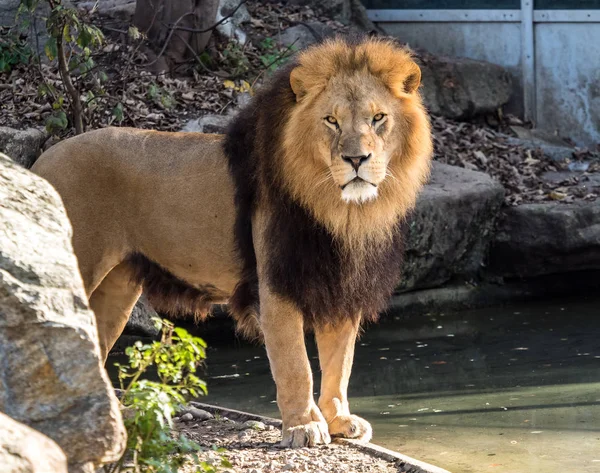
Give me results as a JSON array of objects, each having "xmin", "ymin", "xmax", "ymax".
[{"xmin": 44, "ymin": 38, "xmax": 57, "ymax": 61}]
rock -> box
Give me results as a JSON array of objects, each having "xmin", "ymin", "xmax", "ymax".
[
  {"xmin": 0, "ymin": 412, "xmax": 68, "ymax": 473},
  {"xmin": 125, "ymin": 293, "xmax": 160, "ymax": 337},
  {"xmin": 284, "ymin": 0, "xmax": 376, "ymax": 30},
  {"xmin": 419, "ymin": 55, "xmax": 513, "ymax": 119},
  {"xmin": 489, "ymin": 201, "xmax": 600, "ymax": 279},
  {"xmin": 179, "ymin": 407, "xmax": 214, "ymax": 421},
  {"xmin": 180, "ymin": 413, "xmax": 194, "ymax": 422},
  {"xmin": 236, "ymin": 92, "xmax": 252, "ymax": 108},
  {"xmin": 0, "ymin": 127, "xmax": 46, "ymax": 168},
  {"xmin": 243, "ymin": 420, "xmax": 266, "ymax": 431},
  {"xmin": 399, "ymin": 163, "xmax": 505, "ymax": 291},
  {"xmin": 76, "ymin": 0, "xmax": 136, "ymax": 21},
  {"xmin": 215, "ymin": 0, "xmax": 251, "ymax": 44},
  {"xmin": 541, "ymin": 171, "xmax": 600, "ymax": 195},
  {"xmin": 0, "ymin": 153, "xmax": 126, "ymax": 471},
  {"xmin": 278, "ymin": 22, "xmax": 334, "ymax": 51},
  {"xmin": 181, "ymin": 114, "xmax": 232, "ymax": 134},
  {"xmin": 505, "ymin": 126, "xmax": 575, "ymax": 162},
  {"xmin": 282, "ymin": 463, "xmax": 297, "ymax": 471},
  {"xmin": 0, "ymin": 1, "xmax": 49, "ymax": 53}
]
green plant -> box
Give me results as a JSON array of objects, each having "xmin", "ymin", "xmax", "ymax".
[
  {"xmin": 220, "ymin": 41, "xmax": 250, "ymax": 77},
  {"xmin": 258, "ymin": 37, "xmax": 295, "ymax": 75},
  {"xmin": 0, "ymin": 29, "xmax": 32, "ymax": 73},
  {"xmin": 147, "ymin": 82, "xmax": 175, "ymax": 110},
  {"xmin": 18, "ymin": 0, "xmax": 105, "ymax": 134},
  {"xmin": 107, "ymin": 318, "xmax": 231, "ymax": 473}
]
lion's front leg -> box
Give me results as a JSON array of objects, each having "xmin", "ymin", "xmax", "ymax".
[
  {"xmin": 315, "ymin": 318, "xmax": 372, "ymax": 442},
  {"xmin": 260, "ymin": 289, "xmax": 331, "ymax": 447}
]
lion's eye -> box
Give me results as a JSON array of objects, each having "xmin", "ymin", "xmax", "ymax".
[
  {"xmin": 325, "ymin": 116, "xmax": 338, "ymax": 126},
  {"xmin": 372, "ymin": 113, "xmax": 385, "ymax": 123}
]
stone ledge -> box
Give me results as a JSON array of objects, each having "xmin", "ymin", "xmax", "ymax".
[
  {"xmin": 400, "ymin": 162, "xmax": 505, "ymax": 291},
  {"xmin": 190, "ymin": 401, "xmax": 451, "ymax": 473},
  {"xmin": 489, "ymin": 201, "xmax": 600, "ymax": 279}
]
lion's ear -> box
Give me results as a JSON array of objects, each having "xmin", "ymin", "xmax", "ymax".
[
  {"xmin": 389, "ymin": 61, "xmax": 422, "ymax": 96},
  {"xmin": 403, "ymin": 62, "xmax": 421, "ymax": 94},
  {"xmin": 290, "ymin": 67, "xmax": 307, "ymax": 102}
]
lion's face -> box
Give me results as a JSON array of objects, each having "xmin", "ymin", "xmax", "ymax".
[
  {"xmin": 280, "ymin": 38, "xmax": 432, "ymax": 240},
  {"xmin": 312, "ymin": 75, "xmax": 401, "ymax": 204}
]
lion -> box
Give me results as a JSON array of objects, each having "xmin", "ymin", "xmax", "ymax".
[{"xmin": 32, "ymin": 36, "xmax": 433, "ymax": 448}]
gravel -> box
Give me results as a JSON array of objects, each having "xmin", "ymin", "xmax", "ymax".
[{"xmin": 176, "ymin": 417, "xmax": 402, "ymax": 473}]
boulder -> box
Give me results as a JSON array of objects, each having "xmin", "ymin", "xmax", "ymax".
[
  {"xmin": 0, "ymin": 412, "xmax": 68, "ymax": 473},
  {"xmin": 0, "ymin": 127, "xmax": 46, "ymax": 168},
  {"xmin": 126, "ymin": 293, "xmax": 161, "ymax": 337},
  {"xmin": 399, "ymin": 162, "xmax": 505, "ymax": 291},
  {"xmin": 283, "ymin": 0, "xmax": 376, "ymax": 31},
  {"xmin": 0, "ymin": 0, "xmax": 50, "ymax": 53},
  {"xmin": 0, "ymin": 153, "xmax": 126, "ymax": 472},
  {"xmin": 76, "ymin": 0, "xmax": 136, "ymax": 21},
  {"xmin": 181, "ymin": 114, "xmax": 232, "ymax": 134},
  {"xmin": 215, "ymin": 0, "xmax": 251, "ymax": 44},
  {"xmin": 278, "ymin": 22, "xmax": 334, "ymax": 50},
  {"xmin": 505, "ymin": 126, "xmax": 576, "ymax": 162},
  {"xmin": 489, "ymin": 201, "xmax": 600, "ymax": 279},
  {"xmin": 419, "ymin": 55, "xmax": 513, "ymax": 119}
]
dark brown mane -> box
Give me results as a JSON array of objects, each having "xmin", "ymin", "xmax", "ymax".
[
  {"xmin": 223, "ymin": 37, "xmax": 408, "ymax": 334},
  {"xmin": 125, "ymin": 252, "xmax": 226, "ymax": 320}
]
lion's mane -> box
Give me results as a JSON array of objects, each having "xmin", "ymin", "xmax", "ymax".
[{"xmin": 224, "ymin": 35, "xmax": 432, "ymax": 336}]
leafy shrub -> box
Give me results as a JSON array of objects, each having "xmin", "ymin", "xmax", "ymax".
[
  {"xmin": 106, "ymin": 318, "xmax": 231, "ymax": 473},
  {"xmin": 0, "ymin": 29, "xmax": 32, "ymax": 73}
]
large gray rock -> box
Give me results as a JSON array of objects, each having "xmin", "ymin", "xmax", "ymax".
[
  {"xmin": 489, "ymin": 201, "xmax": 600, "ymax": 279},
  {"xmin": 0, "ymin": 1, "xmax": 50, "ymax": 52},
  {"xmin": 278, "ymin": 22, "xmax": 335, "ymax": 50},
  {"xmin": 286, "ymin": 0, "xmax": 376, "ymax": 30},
  {"xmin": 215, "ymin": 0, "xmax": 251, "ymax": 44},
  {"xmin": 399, "ymin": 162, "xmax": 505, "ymax": 291},
  {"xmin": 505, "ymin": 126, "xmax": 576, "ymax": 162},
  {"xmin": 0, "ymin": 153, "xmax": 126, "ymax": 472},
  {"xmin": 126, "ymin": 293, "xmax": 160, "ymax": 337},
  {"xmin": 419, "ymin": 55, "xmax": 513, "ymax": 119},
  {"xmin": 0, "ymin": 127, "xmax": 46, "ymax": 168},
  {"xmin": 0, "ymin": 412, "xmax": 68, "ymax": 473},
  {"xmin": 0, "ymin": 0, "xmax": 27, "ymax": 27},
  {"xmin": 76, "ymin": 0, "xmax": 136, "ymax": 21},
  {"xmin": 181, "ymin": 114, "xmax": 232, "ymax": 134}
]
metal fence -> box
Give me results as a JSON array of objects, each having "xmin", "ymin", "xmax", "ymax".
[{"xmin": 366, "ymin": 1, "xmax": 600, "ymax": 146}]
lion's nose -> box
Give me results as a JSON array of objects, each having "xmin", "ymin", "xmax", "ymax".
[{"xmin": 342, "ymin": 154, "xmax": 371, "ymax": 172}]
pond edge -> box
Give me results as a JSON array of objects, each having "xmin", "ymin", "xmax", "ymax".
[{"xmin": 190, "ymin": 401, "xmax": 452, "ymax": 473}]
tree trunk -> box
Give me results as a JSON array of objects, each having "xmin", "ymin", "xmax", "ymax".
[{"xmin": 134, "ymin": 0, "xmax": 220, "ymax": 72}]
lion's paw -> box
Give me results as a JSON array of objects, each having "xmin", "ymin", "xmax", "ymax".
[
  {"xmin": 328, "ymin": 414, "xmax": 372, "ymax": 442},
  {"xmin": 281, "ymin": 421, "xmax": 331, "ymax": 448}
]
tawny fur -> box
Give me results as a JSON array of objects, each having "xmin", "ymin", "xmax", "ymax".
[{"xmin": 32, "ymin": 35, "xmax": 433, "ymax": 448}]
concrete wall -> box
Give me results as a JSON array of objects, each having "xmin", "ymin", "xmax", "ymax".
[
  {"xmin": 535, "ymin": 23, "xmax": 600, "ymax": 144},
  {"xmin": 379, "ymin": 21, "xmax": 524, "ymax": 115},
  {"xmin": 371, "ymin": 11, "xmax": 600, "ymax": 146}
]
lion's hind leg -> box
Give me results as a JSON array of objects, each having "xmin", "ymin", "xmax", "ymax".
[
  {"xmin": 89, "ymin": 261, "xmax": 143, "ymax": 361},
  {"xmin": 315, "ymin": 319, "xmax": 372, "ymax": 442}
]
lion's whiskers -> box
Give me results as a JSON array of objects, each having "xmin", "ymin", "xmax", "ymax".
[
  {"xmin": 315, "ymin": 170, "xmax": 334, "ymax": 189},
  {"xmin": 385, "ymin": 169, "xmax": 400, "ymax": 184}
]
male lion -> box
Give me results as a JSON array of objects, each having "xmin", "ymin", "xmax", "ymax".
[{"xmin": 32, "ymin": 36, "xmax": 433, "ymax": 447}]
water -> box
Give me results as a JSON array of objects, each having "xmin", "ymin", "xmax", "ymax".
[{"xmin": 108, "ymin": 298, "xmax": 600, "ymax": 473}]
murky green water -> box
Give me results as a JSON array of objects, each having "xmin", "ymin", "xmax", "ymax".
[{"xmin": 108, "ymin": 298, "xmax": 600, "ymax": 473}]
